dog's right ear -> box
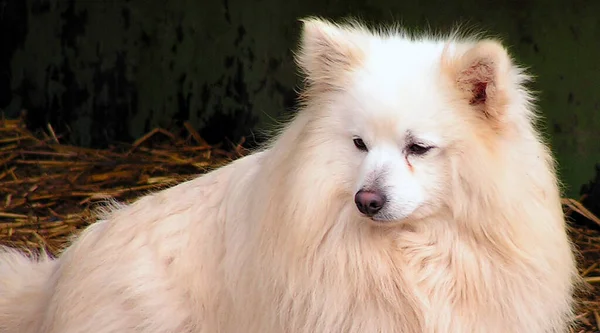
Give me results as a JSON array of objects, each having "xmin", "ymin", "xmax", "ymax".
[{"xmin": 295, "ymin": 17, "xmax": 365, "ymax": 91}]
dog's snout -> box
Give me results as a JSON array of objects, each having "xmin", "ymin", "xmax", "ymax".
[{"xmin": 354, "ymin": 190, "xmax": 386, "ymax": 216}]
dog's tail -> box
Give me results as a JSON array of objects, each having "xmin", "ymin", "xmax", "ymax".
[{"xmin": 0, "ymin": 246, "xmax": 56, "ymax": 333}]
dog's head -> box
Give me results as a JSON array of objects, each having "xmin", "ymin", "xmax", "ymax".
[{"xmin": 294, "ymin": 18, "xmax": 534, "ymax": 225}]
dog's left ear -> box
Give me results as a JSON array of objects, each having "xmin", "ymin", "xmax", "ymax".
[{"xmin": 443, "ymin": 40, "xmax": 514, "ymax": 125}]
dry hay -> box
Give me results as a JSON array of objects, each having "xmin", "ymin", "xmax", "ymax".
[
  {"xmin": 0, "ymin": 117, "xmax": 246, "ymax": 253},
  {"xmin": 0, "ymin": 117, "xmax": 599, "ymax": 332}
]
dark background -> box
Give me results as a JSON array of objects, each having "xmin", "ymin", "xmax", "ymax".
[{"xmin": 0, "ymin": 0, "xmax": 599, "ymax": 197}]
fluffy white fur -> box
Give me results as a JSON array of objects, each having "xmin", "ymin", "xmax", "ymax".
[{"xmin": 0, "ymin": 18, "xmax": 579, "ymax": 333}]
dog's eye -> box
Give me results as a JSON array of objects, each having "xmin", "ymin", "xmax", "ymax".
[
  {"xmin": 353, "ymin": 138, "xmax": 368, "ymax": 152},
  {"xmin": 407, "ymin": 143, "xmax": 432, "ymax": 156}
]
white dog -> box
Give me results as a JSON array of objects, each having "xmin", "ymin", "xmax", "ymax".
[{"xmin": 0, "ymin": 17, "xmax": 579, "ymax": 333}]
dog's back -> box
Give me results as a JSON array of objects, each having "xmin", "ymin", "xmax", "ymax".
[
  {"xmin": 0, "ymin": 248, "xmax": 56, "ymax": 333},
  {"xmin": 0, "ymin": 151, "xmax": 264, "ymax": 333}
]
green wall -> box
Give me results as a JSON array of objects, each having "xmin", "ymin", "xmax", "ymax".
[{"xmin": 2, "ymin": 0, "xmax": 599, "ymax": 197}]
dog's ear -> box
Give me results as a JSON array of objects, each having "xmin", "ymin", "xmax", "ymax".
[
  {"xmin": 295, "ymin": 17, "xmax": 364, "ymax": 91},
  {"xmin": 443, "ymin": 40, "xmax": 515, "ymax": 126}
]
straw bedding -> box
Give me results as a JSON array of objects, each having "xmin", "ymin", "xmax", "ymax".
[{"xmin": 0, "ymin": 117, "xmax": 599, "ymax": 332}]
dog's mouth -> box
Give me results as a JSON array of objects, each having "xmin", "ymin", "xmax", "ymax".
[
  {"xmin": 356, "ymin": 210, "xmax": 400, "ymax": 224},
  {"xmin": 356, "ymin": 205, "xmax": 419, "ymax": 225},
  {"xmin": 367, "ymin": 214, "xmax": 399, "ymax": 224},
  {"xmin": 369, "ymin": 216, "xmax": 395, "ymax": 223}
]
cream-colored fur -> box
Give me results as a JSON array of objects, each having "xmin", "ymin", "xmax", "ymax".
[{"xmin": 0, "ymin": 18, "xmax": 579, "ymax": 333}]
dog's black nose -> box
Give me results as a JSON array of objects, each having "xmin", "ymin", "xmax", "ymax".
[{"xmin": 354, "ymin": 190, "xmax": 386, "ymax": 216}]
